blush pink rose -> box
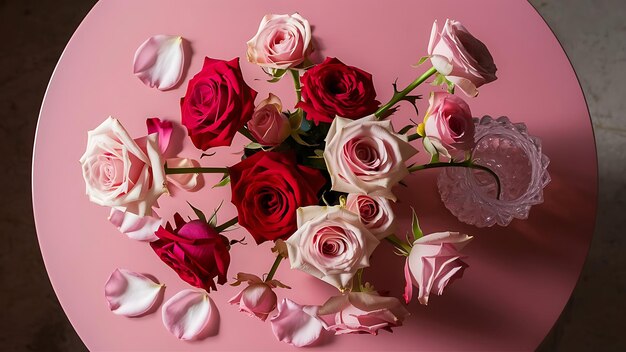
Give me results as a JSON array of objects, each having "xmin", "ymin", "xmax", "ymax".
[
  {"xmin": 345, "ymin": 194, "xmax": 396, "ymax": 240},
  {"xmin": 423, "ymin": 92, "xmax": 475, "ymax": 158},
  {"xmin": 247, "ymin": 13, "xmax": 312, "ymax": 70},
  {"xmin": 428, "ymin": 19, "xmax": 497, "ymax": 97},
  {"xmin": 318, "ymin": 291, "xmax": 409, "ymax": 335},
  {"xmin": 404, "ymin": 232, "xmax": 472, "ymax": 305},
  {"xmin": 247, "ymin": 93, "xmax": 291, "ymax": 146},
  {"xmin": 324, "ymin": 115, "xmax": 418, "ymax": 201},
  {"xmin": 228, "ymin": 272, "xmax": 290, "ymax": 321},
  {"xmin": 285, "ymin": 206, "xmax": 379, "ymax": 290}
]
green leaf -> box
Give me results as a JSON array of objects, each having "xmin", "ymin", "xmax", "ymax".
[
  {"xmin": 410, "ymin": 207, "xmax": 423, "ymax": 241},
  {"xmin": 411, "ymin": 55, "xmax": 430, "ymax": 67},
  {"xmin": 187, "ymin": 202, "xmax": 207, "ymax": 223},
  {"xmin": 212, "ymin": 173, "xmax": 230, "ymax": 188},
  {"xmin": 291, "ymin": 132, "xmax": 318, "ymax": 147},
  {"xmin": 208, "ymin": 201, "xmax": 224, "ymax": 227},
  {"xmin": 266, "ymin": 68, "xmax": 287, "ymax": 82},
  {"xmin": 245, "ymin": 142, "xmax": 264, "ymax": 150}
]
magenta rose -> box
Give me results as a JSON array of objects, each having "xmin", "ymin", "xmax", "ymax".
[
  {"xmin": 247, "ymin": 93, "xmax": 291, "ymax": 146},
  {"xmin": 428, "ymin": 19, "xmax": 497, "ymax": 97},
  {"xmin": 151, "ymin": 213, "xmax": 230, "ymax": 292},
  {"xmin": 296, "ymin": 57, "xmax": 380, "ymax": 125},
  {"xmin": 181, "ymin": 57, "xmax": 257, "ymax": 150},
  {"xmin": 422, "ymin": 92, "xmax": 475, "ymax": 158}
]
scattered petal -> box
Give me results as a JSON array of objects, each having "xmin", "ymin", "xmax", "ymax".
[
  {"xmin": 133, "ymin": 35, "xmax": 185, "ymax": 91},
  {"xmin": 108, "ymin": 208, "xmax": 162, "ymax": 241},
  {"xmin": 104, "ymin": 269, "xmax": 164, "ymax": 317},
  {"xmin": 165, "ymin": 158, "xmax": 201, "ymax": 191},
  {"xmin": 162, "ymin": 289, "xmax": 216, "ymax": 340},
  {"xmin": 270, "ymin": 299, "xmax": 325, "ymax": 347},
  {"xmin": 146, "ymin": 118, "xmax": 173, "ymax": 154}
]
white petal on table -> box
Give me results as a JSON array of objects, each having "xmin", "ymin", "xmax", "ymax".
[
  {"xmin": 104, "ymin": 269, "xmax": 164, "ymax": 317},
  {"xmin": 133, "ymin": 35, "xmax": 185, "ymax": 91},
  {"xmin": 108, "ymin": 208, "xmax": 162, "ymax": 242},
  {"xmin": 162, "ymin": 289, "xmax": 216, "ymax": 340}
]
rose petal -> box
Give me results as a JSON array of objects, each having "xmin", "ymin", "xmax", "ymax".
[
  {"xmin": 403, "ymin": 258, "xmax": 413, "ymax": 304},
  {"xmin": 270, "ymin": 299, "xmax": 324, "ymax": 347},
  {"xmin": 165, "ymin": 158, "xmax": 200, "ymax": 191},
  {"xmin": 146, "ymin": 118, "xmax": 173, "ymax": 154},
  {"xmin": 104, "ymin": 269, "xmax": 164, "ymax": 317},
  {"xmin": 162, "ymin": 289, "xmax": 216, "ymax": 340},
  {"xmin": 108, "ymin": 208, "xmax": 162, "ymax": 242},
  {"xmin": 133, "ymin": 35, "xmax": 185, "ymax": 91}
]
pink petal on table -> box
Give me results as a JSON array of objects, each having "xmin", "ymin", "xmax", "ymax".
[
  {"xmin": 146, "ymin": 118, "xmax": 173, "ymax": 154},
  {"xmin": 165, "ymin": 158, "xmax": 201, "ymax": 191},
  {"xmin": 162, "ymin": 289, "xmax": 216, "ymax": 340},
  {"xmin": 104, "ymin": 269, "xmax": 164, "ymax": 317},
  {"xmin": 133, "ymin": 35, "xmax": 184, "ymax": 91},
  {"xmin": 108, "ymin": 208, "xmax": 161, "ymax": 242},
  {"xmin": 270, "ymin": 299, "xmax": 324, "ymax": 347}
]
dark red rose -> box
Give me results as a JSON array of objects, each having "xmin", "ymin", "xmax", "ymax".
[
  {"xmin": 229, "ymin": 151, "xmax": 326, "ymax": 244},
  {"xmin": 151, "ymin": 213, "xmax": 230, "ymax": 292},
  {"xmin": 181, "ymin": 57, "xmax": 258, "ymax": 150},
  {"xmin": 296, "ymin": 57, "xmax": 380, "ymax": 125}
]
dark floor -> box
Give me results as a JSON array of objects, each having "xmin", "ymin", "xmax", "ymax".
[{"xmin": 1, "ymin": 0, "xmax": 625, "ymax": 351}]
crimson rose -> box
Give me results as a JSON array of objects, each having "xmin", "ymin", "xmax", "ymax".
[
  {"xmin": 296, "ymin": 57, "xmax": 380, "ymax": 125},
  {"xmin": 229, "ymin": 151, "xmax": 326, "ymax": 244},
  {"xmin": 181, "ymin": 57, "xmax": 257, "ymax": 150},
  {"xmin": 151, "ymin": 213, "xmax": 230, "ymax": 292}
]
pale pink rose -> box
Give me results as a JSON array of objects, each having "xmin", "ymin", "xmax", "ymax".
[
  {"xmin": 285, "ymin": 206, "xmax": 379, "ymax": 290},
  {"xmin": 324, "ymin": 115, "xmax": 418, "ymax": 201},
  {"xmin": 247, "ymin": 93, "xmax": 291, "ymax": 146},
  {"xmin": 404, "ymin": 232, "xmax": 472, "ymax": 305},
  {"xmin": 228, "ymin": 272, "xmax": 290, "ymax": 321},
  {"xmin": 345, "ymin": 194, "xmax": 396, "ymax": 240},
  {"xmin": 428, "ymin": 19, "xmax": 497, "ymax": 97},
  {"xmin": 247, "ymin": 14, "xmax": 312, "ymax": 70},
  {"xmin": 423, "ymin": 92, "xmax": 475, "ymax": 158},
  {"xmin": 318, "ymin": 291, "xmax": 409, "ymax": 335},
  {"xmin": 80, "ymin": 117, "xmax": 167, "ymax": 217},
  {"xmin": 270, "ymin": 299, "xmax": 325, "ymax": 347}
]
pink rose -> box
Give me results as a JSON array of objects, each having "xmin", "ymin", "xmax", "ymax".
[
  {"xmin": 80, "ymin": 117, "xmax": 166, "ymax": 217},
  {"xmin": 228, "ymin": 272, "xmax": 290, "ymax": 321},
  {"xmin": 423, "ymin": 92, "xmax": 475, "ymax": 158},
  {"xmin": 428, "ymin": 19, "xmax": 497, "ymax": 97},
  {"xmin": 324, "ymin": 115, "xmax": 417, "ymax": 201},
  {"xmin": 247, "ymin": 14, "xmax": 312, "ymax": 70},
  {"xmin": 404, "ymin": 232, "xmax": 472, "ymax": 305},
  {"xmin": 318, "ymin": 291, "xmax": 409, "ymax": 335},
  {"xmin": 270, "ymin": 299, "xmax": 325, "ymax": 347},
  {"xmin": 285, "ymin": 206, "xmax": 379, "ymax": 290},
  {"xmin": 345, "ymin": 194, "xmax": 396, "ymax": 240},
  {"xmin": 247, "ymin": 94, "xmax": 291, "ymax": 146}
]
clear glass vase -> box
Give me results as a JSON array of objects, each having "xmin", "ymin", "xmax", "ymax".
[{"xmin": 437, "ymin": 116, "xmax": 551, "ymax": 227}]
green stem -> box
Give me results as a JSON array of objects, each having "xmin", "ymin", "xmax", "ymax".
[
  {"xmin": 409, "ymin": 161, "xmax": 502, "ymax": 199},
  {"xmin": 407, "ymin": 133, "xmax": 422, "ymax": 141},
  {"xmin": 384, "ymin": 234, "xmax": 412, "ymax": 255},
  {"xmin": 238, "ymin": 127, "xmax": 257, "ymax": 143},
  {"xmin": 290, "ymin": 69, "xmax": 302, "ymax": 104},
  {"xmin": 164, "ymin": 164, "xmax": 229, "ymax": 175},
  {"xmin": 214, "ymin": 216, "xmax": 238, "ymax": 232},
  {"xmin": 265, "ymin": 255, "xmax": 283, "ymax": 282},
  {"xmin": 375, "ymin": 66, "xmax": 438, "ymax": 119}
]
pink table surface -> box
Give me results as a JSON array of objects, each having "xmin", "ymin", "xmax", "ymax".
[{"xmin": 32, "ymin": 0, "xmax": 597, "ymax": 350}]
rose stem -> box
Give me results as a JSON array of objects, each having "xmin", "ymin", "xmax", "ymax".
[
  {"xmin": 384, "ymin": 234, "xmax": 412, "ymax": 254},
  {"xmin": 265, "ymin": 255, "xmax": 284, "ymax": 282},
  {"xmin": 375, "ymin": 66, "xmax": 438, "ymax": 119},
  {"xmin": 408, "ymin": 161, "xmax": 502, "ymax": 200},
  {"xmin": 289, "ymin": 69, "xmax": 302, "ymax": 104},
  {"xmin": 238, "ymin": 127, "xmax": 258, "ymax": 143},
  {"xmin": 164, "ymin": 164, "xmax": 229, "ymax": 175},
  {"xmin": 214, "ymin": 216, "xmax": 238, "ymax": 232}
]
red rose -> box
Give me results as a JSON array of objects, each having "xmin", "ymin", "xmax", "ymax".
[
  {"xmin": 150, "ymin": 213, "xmax": 230, "ymax": 292},
  {"xmin": 181, "ymin": 57, "xmax": 257, "ymax": 150},
  {"xmin": 296, "ymin": 57, "xmax": 380, "ymax": 125},
  {"xmin": 229, "ymin": 151, "xmax": 326, "ymax": 244}
]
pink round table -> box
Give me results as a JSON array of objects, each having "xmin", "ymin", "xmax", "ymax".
[{"xmin": 33, "ymin": 0, "xmax": 597, "ymax": 350}]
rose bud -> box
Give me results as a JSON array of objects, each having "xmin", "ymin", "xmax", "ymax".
[
  {"xmin": 422, "ymin": 92, "xmax": 475, "ymax": 159},
  {"xmin": 229, "ymin": 273, "xmax": 290, "ymax": 321},
  {"xmin": 404, "ymin": 232, "xmax": 472, "ymax": 305},
  {"xmin": 428, "ymin": 19, "xmax": 497, "ymax": 97},
  {"xmin": 247, "ymin": 94, "xmax": 291, "ymax": 146},
  {"xmin": 150, "ymin": 213, "xmax": 230, "ymax": 292}
]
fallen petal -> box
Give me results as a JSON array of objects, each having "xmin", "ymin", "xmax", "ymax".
[
  {"xmin": 108, "ymin": 208, "xmax": 161, "ymax": 242},
  {"xmin": 165, "ymin": 158, "xmax": 201, "ymax": 191},
  {"xmin": 162, "ymin": 289, "xmax": 216, "ymax": 340},
  {"xmin": 133, "ymin": 35, "xmax": 185, "ymax": 91},
  {"xmin": 146, "ymin": 118, "xmax": 173, "ymax": 154},
  {"xmin": 270, "ymin": 299, "xmax": 324, "ymax": 347},
  {"xmin": 104, "ymin": 269, "xmax": 164, "ymax": 317}
]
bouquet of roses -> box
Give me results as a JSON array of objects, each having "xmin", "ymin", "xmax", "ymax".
[{"xmin": 80, "ymin": 13, "xmax": 519, "ymax": 346}]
